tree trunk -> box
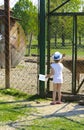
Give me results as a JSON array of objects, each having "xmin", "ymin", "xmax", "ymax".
[
  {"xmin": 61, "ymin": 33, "xmax": 65, "ymax": 46},
  {"xmin": 79, "ymin": 35, "xmax": 81, "ymax": 45},
  {"xmin": 28, "ymin": 33, "xmax": 33, "ymax": 56},
  {"xmin": 54, "ymin": 32, "xmax": 57, "ymax": 47}
]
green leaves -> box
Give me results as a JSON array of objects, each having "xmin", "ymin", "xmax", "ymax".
[
  {"xmin": 49, "ymin": 0, "xmax": 83, "ymax": 46},
  {"xmin": 12, "ymin": 0, "xmax": 38, "ymax": 35},
  {"xmin": 50, "ymin": 0, "xmax": 81, "ymax": 12}
]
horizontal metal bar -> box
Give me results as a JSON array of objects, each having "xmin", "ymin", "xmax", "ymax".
[{"xmin": 50, "ymin": 12, "xmax": 84, "ymax": 16}]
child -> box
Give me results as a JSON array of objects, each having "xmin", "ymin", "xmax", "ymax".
[{"xmin": 46, "ymin": 52, "xmax": 64, "ymax": 105}]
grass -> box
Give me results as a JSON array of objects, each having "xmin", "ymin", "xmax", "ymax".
[
  {"xmin": 0, "ymin": 88, "xmax": 44, "ymax": 101},
  {"xmin": 50, "ymin": 47, "xmax": 84, "ymax": 57},
  {"xmin": 29, "ymin": 46, "xmax": 84, "ymax": 57},
  {"xmin": 0, "ymin": 88, "xmax": 30, "ymax": 100},
  {"xmin": 25, "ymin": 38, "xmax": 84, "ymax": 56},
  {"xmin": 0, "ymin": 103, "xmax": 31, "ymax": 122},
  {"xmin": 0, "ymin": 88, "xmax": 37, "ymax": 122},
  {"xmin": 26, "ymin": 117, "xmax": 84, "ymax": 130},
  {"xmin": 0, "ymin": 88, "xmax": 84, "ymax": 129}
]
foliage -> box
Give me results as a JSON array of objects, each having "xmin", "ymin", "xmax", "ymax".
[
  {"xmin": 77, "ymin": 16, "xmax": 84, "ymax": 36},
  {"xmin": 62, "ymin": 0, "xmax": 81, "ymax": 12},
  {"xmin": 12, "ymin": 0, "xmax": 38, "ymax": 36},
  {"xmin": 49, "ymin": 0, "xmax": 84, "ymax": 46},
  {"xmin": 50, "ymin": 0, "xmax": 81, "ymax": 12}
]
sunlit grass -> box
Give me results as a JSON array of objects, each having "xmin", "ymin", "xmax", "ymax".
[
  {"xmin": 0, "ymin": 103, "xmax": 30, "ymax": 122},
  {"xmin": 0, "ymin": 88, "xmax": 37, "ymax": 122},
  {"xmin": 0, "ymin": 88, "xmax": 31, "ymax": 100},
  {"xmin": 23, "ymin": 117, "xmax": 84, "ymax": 130},
  {"xmin": 25, "ymin": 37, "xmax": 84, "ymax": 57},
  {"xmin": 0, "ymin": 88, "xmax": 84, "ymax": 129}
]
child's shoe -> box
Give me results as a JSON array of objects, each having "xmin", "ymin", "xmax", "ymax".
[
  {"xmin": 56, "ymin": 101, "xmax": 62, "ymax": 104},
  {"xmin": 50, "ymin": 102, "xmax": 56, "ymax": 105}
]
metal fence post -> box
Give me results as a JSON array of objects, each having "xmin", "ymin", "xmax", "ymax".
[
  {"xmin": 72, "ymin": 15, "xmax": 77, "ymax": 94},
  {"xmin": 4, "ymin": 0, "xmax": 10, "ymax": 88},
  {"xmin": 38, "ymin": 0, "xmax": 46, "ymax": 97},
  {"xmin": 46, "ymin": 0, "xmax": 50, "ymax": 93}
]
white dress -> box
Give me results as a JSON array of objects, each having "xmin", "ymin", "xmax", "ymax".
[{"xmin": 51, "ymin": 62, "xmax": 63, "ymax": 83}]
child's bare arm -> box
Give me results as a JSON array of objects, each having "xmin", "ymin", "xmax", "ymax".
[
  {"xmin": 60, "ymin": 53, "xmax": 66, "ymax": 62},
  {"xmin": 46, "ymin": 68, "xmax": 54, "ymax": 78}
]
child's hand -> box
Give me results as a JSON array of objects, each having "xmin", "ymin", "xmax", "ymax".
[
  {"xmin": 45, "ymin": 75, "xmax": 49, "ymax": 78},
  {"xmin": 62, "ymin": 54, "xmax": 66, "ymax": 57}
]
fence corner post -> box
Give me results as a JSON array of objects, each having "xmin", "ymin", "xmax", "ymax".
[{"xmin": 38, "ymin": 0, "xmax": 46, "ymax": 98}]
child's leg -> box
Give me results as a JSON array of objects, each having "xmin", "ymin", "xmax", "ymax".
[
  {"xmin": 52, "ymin": 83, "xmax": 57, "ymax": 102},
  {"xmin": 57, "ymin": 83, "xmax": 62, "ymax": 102},
  {"xmin": 51, "ymin": 83, "xmax": 57, "ymax": 104}
]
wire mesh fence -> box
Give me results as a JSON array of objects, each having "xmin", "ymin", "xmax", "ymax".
[
  {"xmin": 0, "ymin": 0, "xmax": 84, "ymax": 96},
  {"xmin": 47, "ymin": 1, "xmax": 84, "ymax": 95},
  {"xmin": 0, "ymin": 0, "xmax": 39, "ymax": 95}
]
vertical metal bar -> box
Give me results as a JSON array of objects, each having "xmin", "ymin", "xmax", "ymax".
[
  {"xmin": 37, "ymin": 0, "xmax": 40, "ymax": 95},
  {"xmin": 72, "ymin": 15, "xmax": 77, "ymax": 94},
  {"xmin": 39, "ymin": 0, "xmax": 46, "ymax": 97},
  {"xmin": 75, "ymin": 15, "xmax": 77, "ymax": 93},
  {"xmin": 4, "ymin": 0, "xmax": 10, "ymax": 88},
  {"xmin": 46, "ymin": 0, "xmax": 50, "ymax": 93}
]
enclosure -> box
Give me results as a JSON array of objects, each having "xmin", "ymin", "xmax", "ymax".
[
  {"xmin": 0, "ymin": 0, "xmax": 84, "ymax": 98},
  {"xmin": 39, "ymin": 0, "xmax": 84, "ymax": 96},
  {"xmin": 47, "ymin": 10, "xmax": 84, "ymax": 95}
]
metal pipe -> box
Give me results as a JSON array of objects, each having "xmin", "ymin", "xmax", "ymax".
[
  {"xmin": 39, "ymin": 0, "xmax": 46, "ymax": 97},
  {"xmin": 46, "ymin": 0, "xmax": 50, "ymax": 93},
  {"xmin": 4, "ymin": 0, "xmax": 10, "ymax": 88},
  {"xmin": 72, "ymin": 15, "xmax": 77, "ymax": 94}
]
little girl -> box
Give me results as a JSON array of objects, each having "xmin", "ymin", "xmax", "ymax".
[{"xmin": 46, "ymin": 52, "xmax": 64, "ymax": 105}]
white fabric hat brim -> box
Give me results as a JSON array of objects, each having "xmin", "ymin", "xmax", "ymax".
[{"xmin": 52, "ymin": 53, "xmax": 62, "ymax": 60}]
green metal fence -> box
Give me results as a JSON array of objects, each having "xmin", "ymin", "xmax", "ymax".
[
  {"xmin": 0, "ymin": 0, "xmax": 84, "ymax": 97},
  {"xmin": 46, "ymin": 0, "xmax": 84, "ymax": 95}
]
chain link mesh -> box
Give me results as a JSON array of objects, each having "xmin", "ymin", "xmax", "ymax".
[
  {"xmin": 47, "ymin": 9, "xmax": 84, "ymax": 94},
  {"xmin": 0, "ymin": 0, "xmax": 39, "ymax": 95},
  {"xmin": 0, "ymin": 0, "xmax": 84, "ymax": 95}
]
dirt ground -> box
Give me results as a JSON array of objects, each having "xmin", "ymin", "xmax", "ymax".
[{"xmin": 0, "ymin": 56, "xmax": 84, "ymax": 95}]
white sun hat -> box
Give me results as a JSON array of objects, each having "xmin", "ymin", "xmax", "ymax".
[{"xmin": 52, "ymin": 52, "xmax": 62, "ymax": 60}]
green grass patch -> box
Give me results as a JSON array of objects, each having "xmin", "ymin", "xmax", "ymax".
[
  {"xmin": 24, "ymin": 117, "xmax": 84, "ymax": 130},
  {"xmin": 0, "ymin": 88, "xmax": 46, "ymax": 101},
  {"xmin": 0, "ymin": 103, "xmax": 32, "ymax": 122},
  {"xmin": 0, "ymin": 88, "xmax": 84, "ymax": 129},
  {"xmin": 0, "ymin": 88, "xmax": 31, "ymax": 100},
  {"xmin": 26, "ymin": 37, "xmax": 84, "ymax": 57},
  {"xmin": 26, "ymin": 45, "xmax": 84, "ymax": 57},
  {"xmin": 50, "ymin": 47, "xmax": 72, "ymax": 56},
  {"xmin": 0, "ymin": 88, "xmax": 37, "ymax": 122}
]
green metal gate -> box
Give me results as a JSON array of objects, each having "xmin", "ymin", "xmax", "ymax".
[{"xmin": 38, "ymin": 0, "xmax": 84, "ymax": 96}]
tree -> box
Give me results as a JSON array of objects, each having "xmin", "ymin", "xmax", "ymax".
[
  {"xmin": 12, "ymin": 0, "xmax": 38, "ymax": 55},
  {"xmin": 49, "ymin": 0, "xmax": 81, "ymax": 46},
  {"xmin": 77, "ymin": 16, "xmax": 84, "ymax": 45},
  {"xmin": 50, "ymin": 0, "xmax": 81, "ymax": 12}
]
